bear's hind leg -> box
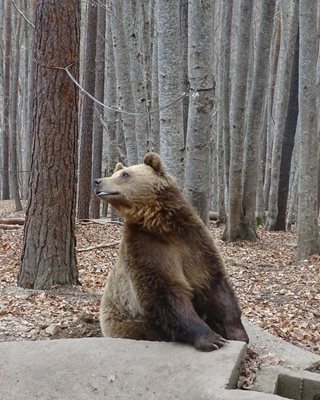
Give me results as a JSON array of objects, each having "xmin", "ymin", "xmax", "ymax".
[{"xmin": 100, "ymin": 317, "xmax": 165, "ymax": 341}]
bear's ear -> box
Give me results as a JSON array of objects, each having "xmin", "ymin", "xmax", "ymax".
[
  {"xmin": 144, "ymin": 152, "xmax": 165, "ymax": 175},
  {"xmin": 114, "ymin": 162, "xmax": 125, "ymax": 173}
]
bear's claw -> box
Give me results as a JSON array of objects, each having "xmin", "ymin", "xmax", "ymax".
[{"xmin": 194, "ymin": 331, "xmax": 227, "ymax": 352}]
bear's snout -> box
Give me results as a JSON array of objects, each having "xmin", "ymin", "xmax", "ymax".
[{"xmin": 94, "ymin": 179, "xmax": 102, "ymax": 187}]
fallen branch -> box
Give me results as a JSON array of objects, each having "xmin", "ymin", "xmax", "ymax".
[
  {"xmin": 77, "ymin": 241, "xmax": 120, "ymax": 253},
  {"xmin": 77, "ymin": 219, "xmax": 123, "ymax": 226},
  {"xmin": 0, "ymin": 217, "xmax": 25, "ymax": 225},
  {"xmin": 0, "ymin": 224, "xmax": 23, "ymax": 230}
]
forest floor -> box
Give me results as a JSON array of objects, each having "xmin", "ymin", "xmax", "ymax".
[{"xmin": 0, "ymin": 200, "xmax": 319, "ymax": 389}]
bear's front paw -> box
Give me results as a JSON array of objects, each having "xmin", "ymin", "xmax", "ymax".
[{"xmin": 194, "ymin": 331, "xmax": 226, "ymax": 352}]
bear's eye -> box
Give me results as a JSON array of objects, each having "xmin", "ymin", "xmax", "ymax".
[{"xmin": 121, "ymin": 171, "xmax": 129, "ymax": 178}]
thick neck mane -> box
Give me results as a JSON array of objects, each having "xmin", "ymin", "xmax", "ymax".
[{"xmin": 124, "ymin": 186, "xmax": 203, "ymax": 234}]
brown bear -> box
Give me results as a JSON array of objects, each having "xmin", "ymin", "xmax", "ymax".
[{"xmin": 94, "ymin": 152, "xmax": 249, "ymax": 351}]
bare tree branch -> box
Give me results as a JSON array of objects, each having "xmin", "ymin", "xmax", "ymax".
[{"xmin": 11, "ymin": 0, "xmax": 35, "ymax": 29}]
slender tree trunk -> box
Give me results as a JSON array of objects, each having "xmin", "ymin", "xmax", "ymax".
[
  {"xmin": 21, "ymin": 0, "xmax": 34, "ymax": 199},
  {"xmin": 90, "ymin": 3, "xmax": 106, "ymax": 219},
  {"xmin": 25, "ymin": 5, "xmax": 35, "ymax": 192},
  {"xmin": 2, "ymin": 0, "xmax": 12, "ymax": 200},
  {"xmin": 184, "ymin": 0, "xmax": 214, "ymax": 225},
  {"xmin": 265, "ymin": 0, "xmax": 298, "ymax": 231},
  {"xmin": 217, "ymin": 0, "xmax": 233, "ymax": 222},
  {"xmin": 286, "ymin": 138, "xmax": 299, "ymax": 230},
  {"xmin": 105, "ymin": 2, "xmax": 119, "ymax": 221},
  {"xmin": 297, "ymin": 0, "xmax": 319, "ymax": 260},
  {"xmin": 18, "ymin": 0, "xmax": 80, "ymax": 289},
  {"xmin": 123, "ymin": 0, "xmax": 148, "ymax": 162},
  {"xmin": 241, "ymin": 0, "xmax": 276, "ymax": 240},
  {"xmin": 111, "ymin": 0, "xmax": 137, "ymax": 164},
  {"xmin": 180, "ymin": 0, "xmax": 189, "ymax": 141},
  {"xmin": 77, "ymin": 0, "xmax": 97, "ymax": 219},
  {"xmin": 0, "ymin": 3, "xmax": 3, "ymax": 195},
  {"xmin": 222, "ymin": 0, "xmax": 253, "ymax": 241},
  {"xmin": 263, "ymin": 14, "xmax": 281, "ymax": 214},
  {"xmin": 9, "ymin": 9, "xmax": 23, "ymax": 211},
  {"xmin": 105, "ymin": 7, "xmax": 118, "ymax": 174},
  {"xmin": 156, "ymin": 0, "xmax": 184, "ymax": 185},
  {"xmin": 275, "ymin": 28, "xmax": 299, "ymax": 230},
  {"xmin": 149, "ymin": 1, "xmax": 160, "ymax": 153},
  {"xmin": 255, "ymin": 99, "xmax": 268, "ymax": 221}
]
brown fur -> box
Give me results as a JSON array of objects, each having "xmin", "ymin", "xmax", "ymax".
[{"xmin": 95, "ymin": 153, "xmax": 249, "ymax": 351}]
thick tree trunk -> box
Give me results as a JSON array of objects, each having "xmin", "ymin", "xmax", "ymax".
[
  {"xmin": 90, "ymin": 3, "xmax": 106, "ymax": 219},
  {"xmin": 184, "ymin": 0, "xmax": 214, "ymax": 224},
  {"xmin": 222, "ymin": 0, "xmax": 253, "ymax": 241},
  {"xmin": 275, "ymin": 29, "xmax": 299, "ymax": 231},
  {"xmin": 297, "ymin": 0, "xmax": 319, "ymax": 260},
  {"xmin": 265, "ymin": 1, "xmax": 298, "ymax": 231},
  {"xmin": 156, "ymin": 0, "xmax": 184, "ymax": 185},
  {"xmin": 241, "ymin": 0, "xmax": 276, "ymax": 240},
  {"xmin": 77, "ymin": 0, "xmax": 97, "ymax": 219},
  {"xmin": 184, "ymin": 0, "xmax": 214, "ymax": 225},
  {"xmin": 18, "ymin": 0, "xmax": 80, "ymax": 289}
]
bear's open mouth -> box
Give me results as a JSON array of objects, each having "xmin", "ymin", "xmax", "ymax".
[{"xmin": 96, "ymin": 190, "xmax": 120, "ymax": 197}]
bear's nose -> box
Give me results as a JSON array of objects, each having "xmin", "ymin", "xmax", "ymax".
[{"xmin": 94, "ymin": 179, "xmax": 102, "ymax": 187}]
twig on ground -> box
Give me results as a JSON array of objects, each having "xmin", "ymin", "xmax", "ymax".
[
  {"xmin": 77, "ymin": 241, "xmax": 120, "ymax": 253},
  {"xmin": 0, "ymin": 224, "xmax": 23, "ymax": 230}
]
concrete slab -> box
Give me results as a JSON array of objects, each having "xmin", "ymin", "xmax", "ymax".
[
  {"xmin": 243, "ymin": 319, "xmax": 320, "ymax": 396},
  {"xmin": 276, "ymin": 369, "xmax": 320, "ymax": 400},
  {"xmin": 243, "ymin": 319, "xmax": 320, "ymax": 370},
  {"xmin": 0, "ymin": 338, "xmax": 246, "ymax": 400},
  {"xmin": 212, "ymin": 389, "xmax": 284, "ymax": 399}
]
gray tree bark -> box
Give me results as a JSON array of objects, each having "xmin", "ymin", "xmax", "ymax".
[
  {"xmin": 21, "ymin": 0, "xmax": 34, "ymax": 199},
  {"xmin": 18, "ymin": 0, "xmax": 80, "ymax": 289},
  {"xmin": 216, "ymin": 0, "xmax": 233, "ymax": 222},
  {"xmin": 156, "ymin": 0, "xmax": 184, "ymax": 185},
  {"xmin": 222, "ymin": 0, "xmax": 253, "ymax": 241},
  {"xmin": 265, "ymin": 0, "xmax": 298, "ymax": 231},
  {"xmin": 105, "ymin": 8, "xmax": 118, "ymax": 175},
  {"xmin": 111, "ymin": 0, "xmax": 137, "ymax": 165},
  {"xmin": 149, "ymin": 0, "xmax": 160, "ymax": 153},
  {"xmin": 123, "ymin": 0, "xmax": 148, "ymax": 162},
  {"xmin": 184, "ymin": 0, "xmax": 214, "ymax": 225},
  {"xmin": 241, "ymin": 0, "xmax": 276, "ymax": 240},
  {"xmin": 180, "ymin": 0, "xmax": 189, "ymax": 140},
  {"xmin": 90, "ymin": 2, "xmax": 106, "ymax": 219},
  {"xmin": 9, "ymin": 8, "xmax": 23, "ymax": 211},
  {"xmin": 275, "ymin": 28, "xmax": 299, "ymax": 230},
  {"xmin": 263, "ymin": 12, "xmax": 281, "ymax": 220},
  {"xmin": 2, "ymin": 0, "xmax": 12, "ymax": 200},
  {"xmin": 77, "ymin": 0, "xmax": 97, "ymax": 219},
  {"xmin": 297, "ymin": 0, "xmax": 319, "ymax": 260}
]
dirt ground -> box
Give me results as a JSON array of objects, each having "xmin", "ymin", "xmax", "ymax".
[{"xmin": 1, "ymin": 200, "xmax": 319, "ymax": 387}]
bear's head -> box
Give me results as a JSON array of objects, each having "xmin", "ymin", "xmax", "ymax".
[{"xmin": 94, "ymin": 153, "xmax": 179, "ymax": 227}]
